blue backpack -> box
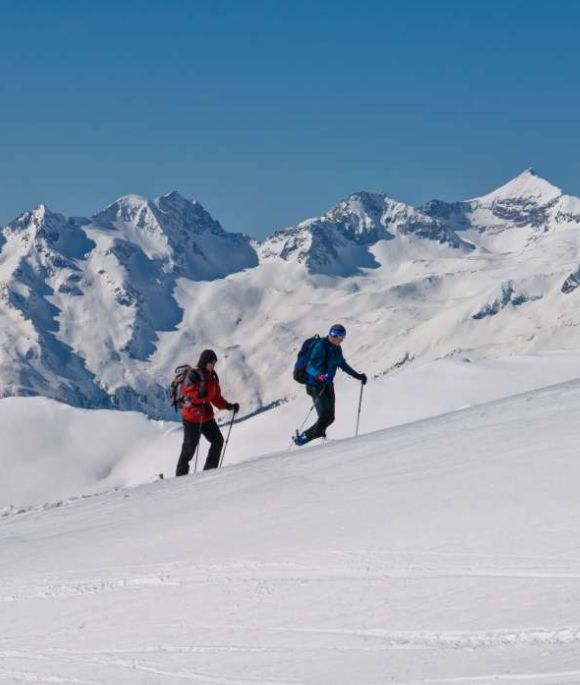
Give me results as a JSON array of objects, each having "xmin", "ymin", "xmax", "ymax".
[{"xmin": 293, "ymin": 335, "xmax": 325, "ymax": 384}]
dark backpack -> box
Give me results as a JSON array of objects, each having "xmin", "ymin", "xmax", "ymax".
[
  {"xmin": 293, "ymin": 335, "xmax": 324, "ymax": 384},
  {"xmin": 169, "ymin": 364, "xmax": 200, "ymax": 411}
]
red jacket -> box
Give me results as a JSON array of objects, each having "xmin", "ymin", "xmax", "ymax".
[{"xmin": 181, "ymin": 367, "xmax": 229, "ymax": 424}]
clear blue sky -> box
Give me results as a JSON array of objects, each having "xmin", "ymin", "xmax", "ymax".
[{"xmin": 1, "ymin": 0, "xmax": 579, "ymax": 238}]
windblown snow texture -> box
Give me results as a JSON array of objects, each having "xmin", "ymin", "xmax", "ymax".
[{"xmin": 3, "ymin": 367, "xmax": 580, "ymax": 683}]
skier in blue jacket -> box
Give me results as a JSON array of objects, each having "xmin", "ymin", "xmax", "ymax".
[{"xmin": 293, "ymin": 324, "xmax": 367, "ymax": 446}]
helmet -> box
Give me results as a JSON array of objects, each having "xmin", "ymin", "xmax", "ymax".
[{"xmin": 328, "ymin": 324, "xmax": 346, "ymax": 339}]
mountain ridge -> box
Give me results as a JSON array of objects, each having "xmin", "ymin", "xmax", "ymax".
[{"xmin": 1, "ymin": 169, "xmax": 580, "ymax": 418}]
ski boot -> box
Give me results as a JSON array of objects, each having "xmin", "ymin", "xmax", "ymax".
[{"xmin": 293, "ymin": 431, "xmax": 309, "ymax": 447}]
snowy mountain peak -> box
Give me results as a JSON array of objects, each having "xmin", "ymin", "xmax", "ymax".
[
  {"xmin": 159, "ymin": 189, "xmax": 188, "ymax": 203},
  {"xmin": 347, "ymin": 190, "xmax": 386, "ymax": 203},
  {"xmin": 343, "ymin": 191, "xmax": 415, "ymax": 214},
  {"xmin": 113, "ymin": 193, "xmax": 149, "ymax": 206},
  {"xmin": 30, "ymin": 203, "xmax": 52, "ymax": 221},
  {"xmin": 93, "ymin": 191, "xmax": 230, "ymax": 244},
  {"xmin": 422, "ymin": 169, "xmax": 574, "ymax": 245},
  {"xmin": 83, "ymin": 193, "xmax": 257, "ymax": 289},
  {"xmin": 1, "ymin": 205, "xmax": 92, "ymax": 261},
  {"xmin": 6, "ymin": 204, "xmax": 67, "ymax": 234},
  {"xmin": 341, "ymin": 190, "xmax": 388, "ymax": 212},
  {"xmin": 323, "ymin": 191, "xmax": 388, "ymax": 236},
  {"xmin": 92, "ymin": 194, "xmax": 152, "ymax": 228},
  {"xmin": 260, "ymin": 190, "xmax": 470, "ymax": 275},
  {"xmin": 152, "ymin": 192, "xmax": 227, "ymax": 239},
  {"xmin": 473, "ymin": 169, "xmax": 562, "ymax": 204}
]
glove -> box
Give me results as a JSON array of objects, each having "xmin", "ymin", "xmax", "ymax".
[
  {"xmin": 227, "ymin": 402, "xmax": 240, "ymax": 413},
  {"xmin": 358, "ymin": 373, "xmax": 368, "ymax": 385},
  {"xmin": 317, "ymin": 373, "xmax": 332, "ymax": 384}
]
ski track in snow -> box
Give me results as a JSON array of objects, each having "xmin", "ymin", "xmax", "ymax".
[
  {"xmin": 5, "ymin": 376, "xmax": 580, "ymax": 682},
  {"xmin": 3, "ymin": 648, "xmax": 580, "ymax": 685},
  {"xmin": 5, "ymin": 554, "xmax": 580, "ymax": 605}
]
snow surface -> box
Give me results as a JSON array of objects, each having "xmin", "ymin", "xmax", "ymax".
[
  {"xmin": 470, "ymin": 168, "xmax": 562, "ymax": 203},
  {"xmin": 3, "ymin": 351, "xmax": 580, "ymax": 510},
  {"xmin": 3, "ymin": 361, "xmax": 580, "ymax": 682},
  {"xmin": 3, "ymin": 171, "xmax": 580, "ymax": 682}
]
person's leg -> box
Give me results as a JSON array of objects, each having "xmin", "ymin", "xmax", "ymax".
[
  {"xmin": 176, "ymin": 420, "xmax": 202, "ymax": 476},
  {"xmin": 201, "ymin": 419, "xmax": 225, "ymax": 470},
  {"xmin": 317, "ymin": 384, "xmax": 336, "ymax": 436},
  {"xmin": 303, "ymin": 384, "xmax": 335, "ymax": 441}
]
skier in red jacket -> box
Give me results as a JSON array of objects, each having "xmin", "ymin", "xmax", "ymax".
[{"xmin": 176, "ymin": 349, "xmax": 239, "ymax": 476}]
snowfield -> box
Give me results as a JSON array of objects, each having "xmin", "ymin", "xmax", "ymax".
[
  {"xmin": 3, "ymin": 351, "xmax": 580, "ymax": 509},
  {"xmin": 2, "ymin": 354, "xmax": 580, "ymax": 683}
]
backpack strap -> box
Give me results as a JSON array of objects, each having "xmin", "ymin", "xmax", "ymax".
[
  {"xmin": 313, "ymin": 336, "xmax": 331, "ymax": 375},
  {"xmin": 323, "ymin": 338, "xmax": 331, "ymax": 374},
  {"xmin": 187, "ymin": 367, "xmax": 202, "ymax": 384}
]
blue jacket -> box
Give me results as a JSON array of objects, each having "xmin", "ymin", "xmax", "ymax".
[{"xmin": 306, "ymin": 337, "xmax": 360, "ymax": 386}]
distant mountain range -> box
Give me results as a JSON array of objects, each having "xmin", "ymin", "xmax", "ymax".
[{"xmin": 1, "ymin": 169, "xmax": 580, "ymax": 418}]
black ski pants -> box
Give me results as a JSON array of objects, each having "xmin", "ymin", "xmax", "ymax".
[
  {"xmin": 304, "ymin": 383, "xmax": 335, "ymax": 441},
  {"xmin": 176, "ymin": 418, "xmax": 224, "ymax": 476}
]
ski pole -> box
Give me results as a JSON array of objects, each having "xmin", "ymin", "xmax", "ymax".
[
  {"xmin": 296, "ymin": 404, "xmax": 316, "ymax": 433},
  {"xmin": 219, "ymin": 412, "xmax": 236, "ymax": 468},
  {"xmin": 355, "ymin": 382, "xmax": 364, "ymax": 437}
]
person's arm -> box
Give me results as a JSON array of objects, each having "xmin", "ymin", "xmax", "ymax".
[
  {"xmin": 210, "ymin": 376, "xmax": 229, "ymax": 410},
  {"xmin": 339, "ymin": 351, "xmax": 366, "ymax": 382},
  {"xmin": 210, "ymin": 374, "xmax": 239, "ymax": 412}
]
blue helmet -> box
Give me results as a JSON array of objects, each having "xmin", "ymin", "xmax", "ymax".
[{"xmin": 329, "ymin": 324, "xmax": 346, "ymax": 339}]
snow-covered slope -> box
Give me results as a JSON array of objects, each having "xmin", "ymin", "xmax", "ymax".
[
  {"xmin": 90, "ymin": 191, "xmax": 258, "ymax": 279},
  {"xmin": 0, "ymin": 206, "xmax": 111, "ymax": 407},
  {"xmin": 4, "ymin": 351, "xmax": 580, "ymax": 510},
  {"xmin": 0, "ymin": 192, "xmax": 258, "ymax": 416},
  {"xmin": 3, "ymin": 373, "xmax": 580, "ymax": 683},
  {"xmin": 1, "ymin": 171, "xmax": 580, "ymax": 419}
]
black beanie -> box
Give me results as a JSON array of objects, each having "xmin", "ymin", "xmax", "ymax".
[{"xmin": 198, "ymin": 349, "xmax": 218, "ymax": 367}]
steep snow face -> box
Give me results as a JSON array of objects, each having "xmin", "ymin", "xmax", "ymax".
[
  {"xmin": 553, "ymin": 193, "xmax": 580, "ymax": 229},
  {"xmin": 91, "ymin": 194, "xmax": 171, "ymax": 261},
  {"xmin": 467, "ymin": 169, "xmax": 563, "ymax": 244},
  {"xmin": 0, "ymin": 195, "xmax": 258, "ymax": 415},
  {"xmin": 92, "ymin": 191, "xmax": 258, "ymax": 280},
  {"xmin": 75, "ymin": 192, "xmax": 258, "ymax": 414},
  {"xmin": 4, "ymin": 375, "xmax": 580, "ymax": 683},
  {"xmin": 0, "ymin": 206, "xmax": 110, "ymax": 407},
  {"xmin": 4, "ymin": 351, "xmax": 580, "ymax": 509},
  {"xmin": 473, "ymin": 167, "xmax": 562, "ymax": 203},
  {"xmin": 260, "ymin": 192, "xmax": 470, "ymax": 275}
]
